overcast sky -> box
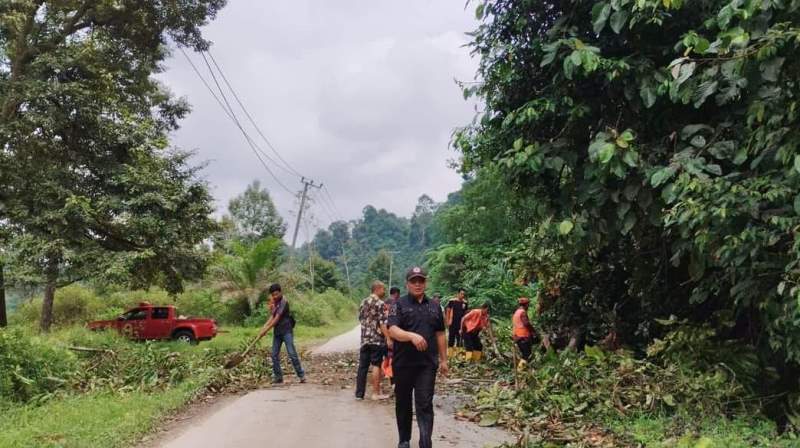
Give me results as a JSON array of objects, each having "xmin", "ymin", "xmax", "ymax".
[{"xmin": 159, "ymin": 1, "xmax": 479, "ymax": 243}]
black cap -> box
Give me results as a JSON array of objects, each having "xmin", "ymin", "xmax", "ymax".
[
  {"xmin": 268, "ymin": 283, "xmax": 282, "ymax": 293},
  {"xmin": 405, "ymin": 266, "xmax": 427, "ymax": 281}
]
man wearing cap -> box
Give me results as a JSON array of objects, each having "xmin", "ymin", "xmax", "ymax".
[
  {"xmin": 512, "ymin": 297, "xmax": 537, "ymax": 360},
  {"xmin": 258, "ymin": 283, "xmax": 306, "ymax": 384},
  {"xmin": 355, "ymin": 280, "xmax": 390, "ymax": 400},
  {"xmin": 387, "ymin": 266, "xmax": 447, "ymax": 448}
]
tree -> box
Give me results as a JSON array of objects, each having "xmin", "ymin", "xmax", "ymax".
[
  {"xmin": 409, "ymin": 194, "xmax": 436, "ymax": 249},
  {"xmin": 227, "ymin": 180, "xmax": 287, "ymax": 244},
  {"xmin": 367, "ymin": 249, "xmax": 392, "ymax": 287},
  {"xmin": 0, "ymin": 0, "xmax": 226, "ymax": 331},
  {"xmin": 458, "ymin": 0, "xmax": 800, "ymax": 364},
  {"xmin": 214, "ymin": 237, "xmax": 283, "ymax": 313}
]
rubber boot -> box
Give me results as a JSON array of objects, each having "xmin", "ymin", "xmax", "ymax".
[
  {"xmin": 447, "ymin": 347, "xmax": 454, "ymax": 358},
  {"xmin": 464, "ymin": 351, "xmax": 473, "ymax": 362},
  {"xmin": 472, "ymin": 351, "xmax": 483, "ymax": 362}
]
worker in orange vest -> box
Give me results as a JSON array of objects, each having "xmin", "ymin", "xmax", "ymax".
[
  {"xmin": 512, "ymin": 297, "xmax": 537, "ymax": 360},
  {"xmin": 460, "ymin": 303, "xmax": 490, "ymax": 362}
]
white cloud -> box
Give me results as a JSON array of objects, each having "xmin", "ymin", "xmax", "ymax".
[{"xmin": 158, "ymin": 0, "xmax": 479, "ymax": 242}]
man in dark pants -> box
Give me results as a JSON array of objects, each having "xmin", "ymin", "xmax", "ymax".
[
  {"xmin": 258, "ymin": 283, "xmax": 305, "ymax": 384},
  {"xmin": 387, "ymin": 267, "xmax": 448, "ymax": 448},
  {"xmin": 445, "ymin": 288, "xmax": 468, "ymax": 358},
  {"xmin": 355, "ymin": 280, "xmax": 390, "ymax": 400}
]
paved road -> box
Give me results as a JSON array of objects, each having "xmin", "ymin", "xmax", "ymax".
[{"xmin": 153, "ymin": 326, "xmax": 513, "ymax": 448}]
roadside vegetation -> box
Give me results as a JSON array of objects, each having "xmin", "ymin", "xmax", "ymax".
[{"xmin": 0, "ymin": 284, "xmax": 356, "ymax": 448}]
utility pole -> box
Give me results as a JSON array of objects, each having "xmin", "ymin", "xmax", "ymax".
[
  {"xmin": 290, "ymin": 177, "xmax": 322, "ymax": 250},
  {"xmin": 387, "ymin": 250, "xmax": 400, "ymax": 290},
  {"xmin": 340, "ymin": 245, "xmax": 352, "ymax": 297}
]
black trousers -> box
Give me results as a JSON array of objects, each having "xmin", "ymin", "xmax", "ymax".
[
  {"xmin": 447, "ymin": 325, "xmax": 462, "ymax": 347},
  {"xmin": 355, "ymin": 344, "xmax": 385, "ymax": 398},
  {"xmin": 515, "ymin": 337, "xmax": 533, "ymax": 360},
  {"xmin": 394, "ymin": 365, "xmax": 437, "ymax": 448}
]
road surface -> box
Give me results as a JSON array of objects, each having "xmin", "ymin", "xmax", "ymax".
[{"xmin": 151, "ymin": 326, "xmax": 513, "ymax": 448}]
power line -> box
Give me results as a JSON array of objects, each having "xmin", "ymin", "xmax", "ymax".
[
  {"xmin": 322, "ymin": 185, "xmax": 345, "ymax": 221},
  {"xmin": 205, "ymin": 49, "xmax": 306, "ymax": 179},
  {"xmin": 182, "ymin": 47, "xmax": 294, "ymax": 195}
]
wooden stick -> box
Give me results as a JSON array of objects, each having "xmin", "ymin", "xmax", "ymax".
[{"xmin": 68, "ymin": 346, "xmax": 114, "ymax": 354}]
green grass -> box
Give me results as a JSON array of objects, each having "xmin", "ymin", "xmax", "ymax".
[
  {"xmin": 607, "ymin": 414, "xmax": 799, "ymax": 447},
  {"xmin": 0, "ymin": 319, "xmax": 356, "ymax": 448},
  {"xmin": 0, "ymin": 381, "xmax": 200, "ymax": 448}
]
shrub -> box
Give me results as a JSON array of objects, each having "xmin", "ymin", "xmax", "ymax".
[
  {"xmin": 0, "ymin": 328, "xmax": 78, "ymax": 403},
  {"xmin": 11, "ymin": 285, "xmax": 105, "ymax": 327}
]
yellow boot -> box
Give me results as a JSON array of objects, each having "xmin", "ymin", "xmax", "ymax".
[
  {"xmin": 463, "ymin": 351, "xmax": 473, "ymax": 362},
  {"xmin": 472, "ymin": 351, "xmax": 483, "ymax": 362},
  {"xmin": 447, "ymin": 347, "xmax": 454, "ymax": 358}
]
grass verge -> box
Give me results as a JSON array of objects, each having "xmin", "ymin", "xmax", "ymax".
[{"xmin": 0, "ymin": 320, "xmax": 355, "ymax": 448}]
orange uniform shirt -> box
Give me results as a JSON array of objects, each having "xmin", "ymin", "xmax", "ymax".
[
  {"xmin": 461, "ymin": 309, "xmax": 489, "ymax": 334},
  {"xmin": 512, "ymin": 308, "xmax": 533, "ymax": 339}
]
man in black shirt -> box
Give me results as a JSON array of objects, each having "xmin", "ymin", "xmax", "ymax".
[
  {"xmin": 387, "ymin": 267, "xmax": 447, "ymax": 448},
  {"xmin": 445, "ymin": 288, "xmax": 468, "ymax": 358},
  {"xmin": 258, "ymin": 283, "xmax": 305, "ymax": 384}
]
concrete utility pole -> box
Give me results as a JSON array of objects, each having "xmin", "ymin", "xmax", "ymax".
[
  {"xmin": 290, "ymin": 177, "xmax": 322, "ymax": 250},
  {"xmin": 340, "ymin": 245, "xmax": 352, "ymax": 297},
  {"xmin": 387, "ymin": 250, "xmax": 400, "ymax": 290}
]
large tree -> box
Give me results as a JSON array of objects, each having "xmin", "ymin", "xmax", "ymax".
[
  {"xmin": 458, "ymin": 0, "xmax": 800, "ymax": 362},
  {"xmin": 226, "ymin": 180, "xmax": 287, "ymax": 245},
  {"xmin": 0, "ymin": 0, "xmax": 225, "ymax": 331}
]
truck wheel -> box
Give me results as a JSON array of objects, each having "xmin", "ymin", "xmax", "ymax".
[{"xmin": 173, "ymin": 330, "xmax": 197, "ymax": 345}]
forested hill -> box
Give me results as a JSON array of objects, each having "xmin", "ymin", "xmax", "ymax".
[{"xmin": 300, "ymin": 194, "xmax": 443, "ymax": 293}]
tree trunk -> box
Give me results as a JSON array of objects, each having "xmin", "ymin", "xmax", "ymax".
[
  {"xmin": 40, "ymin": 254, "xmax": 60, "ymax": 333},
  {"xmin": 0, "ymin": 261, "xmax": 7, "ymax": 328}
]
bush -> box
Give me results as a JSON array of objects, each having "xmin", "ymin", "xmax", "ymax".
[
  {"xmin": 0, "ymin": 328, "xmax": 78, "ymax": 403},
  {"xmin": 11, "ymin": 285, "xmax": 106, "ymax": 327},
  {"xmin": 242, "ymin": 289, "xmax": 357, "ymax": 328}
]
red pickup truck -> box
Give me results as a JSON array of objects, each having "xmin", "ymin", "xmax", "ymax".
[{"xmin": 87, "ymin": 302, "xmax": 218, "ymax": 344}]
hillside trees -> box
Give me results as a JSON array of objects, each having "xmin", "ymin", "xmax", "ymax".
[{"xmin": 0, "ymin": 1, "xmax": 226, "ymax": 331}]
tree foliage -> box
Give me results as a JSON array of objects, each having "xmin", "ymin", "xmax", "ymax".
[
  {"xmin": 428, "ymin": 0, "xmax": 800, "ymax": 414},
  {"xmin": 226, "ymin": 180, "xmax": 287, "ymax": 244},
  {"xmin": 0, "ymin": 0, "xmax": 225, "ymax": 330}
]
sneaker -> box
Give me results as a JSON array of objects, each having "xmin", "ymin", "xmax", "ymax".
[
  {"xmin": 355, "ymin": 396, "xmax": 365, "ymax": 401},
  {"xmin": 370, "ymin": 393, "xmax": 390, "ymax": 401},
  {"xmin": 299, "ymin": 377, "xmax": 307, "ymax": 384},
  {"xmin": 397, "ymin": 442, "xmax": 410, "ymax": 448},
  {"xmin": 272, "ymin": 379, "xmax": 284, "ymax": 385}
]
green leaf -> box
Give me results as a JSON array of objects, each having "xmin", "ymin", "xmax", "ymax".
[
  {"xmin": 733, "ymin": 147, "xmax": 748, "ymax": 165},
  {"xmin": 610, "ymin": 10, "xmax": 629, "ymax": 34},
  {"xmin": 592, "ymin": 2, "xmax": 612, "ymax": 34},
  {"xmin": 663, "ymin": 394, "xmax": 676, "ymax": 407},
  {"xmin": 791, "ymin": 193, "xmax": 800, "ymax": 217},
  {"xmin": 621, "ymin": 212, "xmax": 636, "ymax": 235},
  {"xmin": 651, "ymin": 167, "xmax": 676, "ymax": 187},
  {"xmin": 478, "ymin": 411, "xmax": 499, "ymax": 427},
  {"xmin": 795, "ymin": 155, "xmax": 800, "ymax": 174},
  {"xmin": 640, "ymin": 84, "xmax": 657, "ymax": 108},
  {"xmin": 559, "ymin": 220, "xmax": 574, "ymax": 235},
  {"xmin": 513, "ymin": 138, "xmax": 523, "ymax": 151},
  {"xmin": 598, "ymin": 143, "xmax": 615, "ymax": 163},
  {"xmin": 475, "ymin": 3, "xmax": 485, "ymax": 19},
  {"xmin": 622, "ymin": 150, "xmax": 639, "ymax": 167},
  {"xmin": 690, "ymin": 135, "xmax": 706, "ymax": 148}
]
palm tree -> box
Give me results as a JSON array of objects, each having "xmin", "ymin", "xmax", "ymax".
[{"xmin": 214, "ymin": 237, "xmax": 283, "ymax": 314}]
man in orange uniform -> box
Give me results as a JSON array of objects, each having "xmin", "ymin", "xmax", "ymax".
[
  {"xmin": 460, "ymin": 303, "xmax": 490, "ymax": 362},
  {"xmin": 512, "ymin": 297, "xmax": 537, "ymax": 360}
]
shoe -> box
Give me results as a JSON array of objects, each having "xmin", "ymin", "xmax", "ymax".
[
  {"xmin": 355, "ymin": 396, "xmax": 365, "ymax": 401},
  {"xmin": 370, "ymin": 393, "xmax": 390, "ymax": 401},
  {"xmin": 397, "ymin": 442, "xmax": 410, "ymax": 448},
  {"xmin": 272, "ymin": 379, "xmax": 284, "ymax": 385},
  {"xmin": 299, "ymin": 377, "xmax": 307, "ymax": 384}
]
